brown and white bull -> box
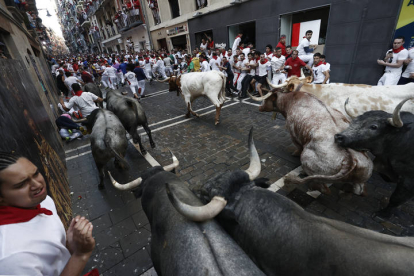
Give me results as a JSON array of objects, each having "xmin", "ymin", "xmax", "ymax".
[
  {"xmin": 160, "ymin": 71, "xmax": 226, "ymax": 125},
  {"xmin": 249, "ymin": 89, "xmax": 373, "ymax": 195},
  {"xmin": 268, "ymin": 77, "xmax": 414, "ymax": 120}
]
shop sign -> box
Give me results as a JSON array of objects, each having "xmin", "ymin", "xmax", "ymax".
[
  {"xmin": 215, "ymin": 43, "xmax": 226, "ymax": 49},
  {"xmin": 167, "ymin": 25, "xmax": 187, "ymax": 36}
]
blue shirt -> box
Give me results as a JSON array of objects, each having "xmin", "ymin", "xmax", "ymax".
[
  {"xmin": 133, "ymin": 67, "xmax": 146, "ymax": 81},
  {"xmin": 120, "ymin": 63, "xmax": 128, "ymax": 74}
]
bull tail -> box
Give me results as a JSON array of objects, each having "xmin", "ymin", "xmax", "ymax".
[
  {"xmin": 285, "ymin": 150, "xmax": 356, "ymax": 185},
  {"xmin": 104, "ymin": 129, "xmax": 130, "ymax": 170}
]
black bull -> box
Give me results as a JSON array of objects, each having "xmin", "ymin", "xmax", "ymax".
[
  {"xmin": 108, "ymin": 130, "xmax": 265, "ymax": 275},
  {"xmin": 105, "ymin": 89, "xmax": 155, "ymax": 155},
  {"xmin": 336, "ymin": 98, "xmax": 414, "ymax": 218}
]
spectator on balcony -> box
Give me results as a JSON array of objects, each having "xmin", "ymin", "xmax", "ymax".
[{"xmin": 148, "ymin": 0, "xmax": 160, "ymax": 25}]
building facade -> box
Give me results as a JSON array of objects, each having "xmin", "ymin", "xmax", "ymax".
[
  {"xmin": 57, "ymin": 0, "xmax": 150, "ymax": 54},
  {"xmin": 188, "ymin": 0, "xmax": 406, "ymax": 85},
  {"xmin": 142, "ymin": 0, "xmax": 233, "ymax": 52}
]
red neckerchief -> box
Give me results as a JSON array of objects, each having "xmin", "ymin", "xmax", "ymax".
[
  {"xmin": 212, "ymin": 56, "xmax": 218, "ymax": 60},
  {"xmin": 393, "ymin": 46, "xmax": 405, "ymax": 53},
  {"xmin": 260, "ymin": 58, "xmax": 268, "ymax": 65},
  {"xmin": 313, "ymin": 61, "xmax": 324, "ymax": 67},
  {"xmin": 0, "ymin": 204, "xmax": 53, "ymax": 226},
  {"xmin": 223, "ymin": 60, "xmax": 228, "ymax": 66},
  {"xmin": 255, "ymin": 57, "xmax": 260, "ymax": 63},
  {"xmin": 239, "ymin": 46, "xmax": 244, "ymax": 50},
  {"xmin": 235, "ymin": 35, "xmax": 241, "ymax": 39},
  {"xmin": 75, "ymin": 90, "xmax": 83, "ymax": 96}
]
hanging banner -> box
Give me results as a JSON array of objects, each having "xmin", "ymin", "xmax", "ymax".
[{"xmin": 395, "ymin": 0, "xmax": 414, "ymax": 48}]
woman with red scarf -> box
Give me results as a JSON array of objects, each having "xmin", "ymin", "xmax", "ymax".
[{"xmin": 0, "ymin": 153, "xmax": 97, "ymax": 276}]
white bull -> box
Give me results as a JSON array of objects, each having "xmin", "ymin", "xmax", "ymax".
[
  {"xmin": 268, "ymin": 77, "xmax": 414, "ymax": 120},
  {"xmin": 161, "ymin": 71, "xmax": 226, "ymax": 125}
]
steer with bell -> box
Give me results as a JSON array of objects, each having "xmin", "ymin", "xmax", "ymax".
[
  {"xmin": 108, "ymin": 148, "xmax": 266, "ymax": 275},
  {"xmin": 161, "ymin": 71, "xmax": 226, "ymax": 125},
  {"xmin": 106, "ymin": 89, "xmax": 155, "ymax": 154},
  {"xmin": 335, "ymin": 98, "xmax": 414, "ymax": 218},
  {"xmin": 169, "ymin": 130, "xmax": 414, "ymax": 276}
]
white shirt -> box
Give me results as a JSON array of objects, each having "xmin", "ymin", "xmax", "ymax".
[
  {"xmin": 65, "ymin": 92, "xmax": 99, "ymax": 117},
  {"xmin": 258, "ymin": 60, "xmax": 271, "ymax": 77},
  {"xmin": 164, "ymin": 57, "xmax": 172, "ymax": 67},
  {"xmin": 233, "ymin": 60, "xmax": 241, "ymax": 74},
  {"xmin": 232, "ymin": 36, "xmax": 241, "ymax": 52},
  {"xmin": 297, "ymin": 38, "xmax": 311, "ymax": 56},
  {"xmin": 104, "ymin": 66, "xmax": 117, "ymax": 77},
  {"xmin": 312, "ymin": 64, "xmax": 329, "ymax": 84},
  {"xmin": 402, "ymin": 48, "xmax": 414, "ymax": 78},
  {"xmin": 209, "ymin": 57, "xmax": 221, "ymax": 71},
  {"xmin": 271, "ymin": 55, "xmax": 286, "ymax": 74},
  {"xmin": 247, "ymin": 59, "xmax": 256, "ymax": 76},
  {"xmin": 240, "ymin": 60, "xmax": 249, "ymax": 76},
  {"xmin": 154, "ymin": 59, "xmax": 165, "ymax": 69},
  {"xmin": 200, "ymin": 42, "xmax": 208, "ymax": 52},
  {"xmin": 139, "ymin": 60, "xmax": 146, "ymax": 67},
  {"xmin": 384, "ymin": 48, "xmax": 408, "ymax": 74},
  {"xmin": 64, "ymin": 76, "xmax": 79, "ymax": 91},
  {"xmin": 0, "ymin": 196, "xmax": 71, "ymax": 275},
  {"xmin": 125, "ymin": 71, "xmax": 138, "ymax": 85},
  {"xmin": 265, "ymin": 52, "xmax": 273, "ymax": 59},
  {"xmin": 242, "ymin": 47, "xmax": 251, "ymax": 57},
  {"xmin": 201, "ymin": 60, "xmax": 211, "ymax": 72}
]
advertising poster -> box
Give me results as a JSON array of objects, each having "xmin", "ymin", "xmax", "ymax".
[{"xmin": 395, "ymin": 0, "xmax": 414, "ymax": 48}]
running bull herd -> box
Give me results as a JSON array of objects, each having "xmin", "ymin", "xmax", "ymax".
[{"xmin": 77, "ymin": 71, "xmax": 414, "ymax": 275}]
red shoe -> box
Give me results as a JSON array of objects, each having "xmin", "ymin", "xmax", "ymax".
[{"xmin": 73, "ymin": 111, "xmax": 80, "ymax": 119}]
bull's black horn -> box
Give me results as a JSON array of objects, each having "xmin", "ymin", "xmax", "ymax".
[
  {"xmin": 388, "ymin": 98, "xmax": 413, "ymax": 128},
  {"xmin": 108, "ymin": 171, "xmax": 142, "ymax": 190},
  {"xmin": 166, "ymin": 183, "xmax": 227, "ymax": 222},
  {"xmin": 344, "ymin": 98, "xmax": 357, "ymax": 120},
  {"xmin": 244, "ymin": 127, "xmax": 261, "ymax": 181}
]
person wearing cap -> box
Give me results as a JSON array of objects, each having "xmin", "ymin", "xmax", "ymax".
[{"xmin": 276, "ymin": 35, "xmax": 287, "ymax": 56}]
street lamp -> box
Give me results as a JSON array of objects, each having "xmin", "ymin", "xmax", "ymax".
[{"xmin": 38, "ymin": 8, "xmax": 52, "ymax": 17}]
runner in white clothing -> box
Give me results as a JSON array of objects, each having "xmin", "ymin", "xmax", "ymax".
[
  {"xmin": 320, "ymin": 55, "xmax": 331, "ymax": 83},
  {"xmin": 209, "ymin": 53, "xmax": 221, "ymax": 71},
  {"xmin": 200, "ymin": 55, "xmax": 211, "ymax": 72},
  {"xmin": 398, "ymin": 47, "xmax": 414, "ymax": 85},
  {"xmin": 297, "ymin": 30, "xmax": 317, "ymax": 67},
  {"xmin": 271, "ymin": 47, "xmax": 286, "ymax": 85},
  {"xmin": 312, "ymin": 53, "xmax": 330, "ymax": 84},
  {"xmin": 255, "ymin": 54, "xmax": 271, "ymax": 96},
  {"xmin": 377, "ymin": 37, "xmax": 409, "ymax": 86},
  {"xmin": 103, "ymin": 64, "xmax": 118, "ymax": 89},
  {"xmin": 232, "ymin": 32, "xmax": 243, "ymax": 53},
  {"xmin": 124, "ymin": 66, "xmax": 140, "ymax": 99},
  {"xmin": 236, "ymin": 54, "xmax": 249, "ymax": 91}
]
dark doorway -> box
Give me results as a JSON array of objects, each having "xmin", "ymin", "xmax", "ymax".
[
  {"xmin": 157, "ymin": 38, "xmax": 168, "ymax": 50},
  {"xmin": 195, "ymin": 30, "xmax": 213, "ymax": 49},
  {"xmin": 228, "ymin": 21, "xmax": 256, "ymax": 49},
  {"xmin": 170, "ymin": 35, "xmax": 187, "ymax": 51},
  {"xmin": 169, "ymin": 0, "xmax": 180, "ymax": 19}
]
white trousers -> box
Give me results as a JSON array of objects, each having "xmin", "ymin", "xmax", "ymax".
[
  {"xmin": 145, "ymin": 69, "xmax": 152, "ymax": 80},
  {"xmin": 237, "ymin": 74, "xmax": 246, "ymax": 91},
  {"xmin": 109, "ymin": 76, "xmax": 118, "ymax": 89},
  {"xmin": 130, "ymin": 83, "xmax": 139, "ymax": 95},
  {"xmin": 165, "ymin": 66, "xmax": 173, "ymax": 76},
  {"xmin": 117, "ymin": 72, "xmax": 124, "ymax": 84},
  {"xmin": 299, "ymin": 54, "xmax": 314, "ymax": 67},
  {"xmin": 377, "ymin": 72, "xmax": 400, "ymax": 86},
  {"xmin": 101, "ymin": 75, "xmax": 109, "ymax": 88},
  {"xmin": 272, "ymin": 73, "xmax": 287, "ymax": 85},
  {"xmin": 153, "ymin": 67, "xmax": 167, "ymax": 78},
  {"xmin": 138, "ymin": 80, "xmax": 146, "ymax": 95}
]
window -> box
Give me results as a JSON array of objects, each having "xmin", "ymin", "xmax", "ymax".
[
  {"xmin": 169, "ymin": 0, "xmax": 180, "ymax": 19},
  {"xmin": 228, "ymin": 21, "xmax": 256, "ymax": 50},
  {"xmin": 280, "ymin": 6, "xmax": 330, "ymax": 49},
  {"xmin": 195, "ymin": 0, "xmax": 207, "ymax": 10}
]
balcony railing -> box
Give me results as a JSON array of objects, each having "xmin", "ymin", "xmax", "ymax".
[{"xmin": 117, "ymin": 9, "xmax": 143, "ymax": 32}]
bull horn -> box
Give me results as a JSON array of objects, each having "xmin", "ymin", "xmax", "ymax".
[
  {"xmin": 166, "ymin": 183, "xmax": 227, "ymax": 222},
  {"xmin": 299, "ymin": 68, "xmax": 306, "ymax": 80},
  {"xmin": 162, "ymin": 149, "xmax": 180, "ymax": 172},
  {"xmin": 344, "ymin": 98, "xmax": 357, "ymax": 120},
  {"xmin": 108, "ymin": 171, "xmax": 142, "ymax": 190},
  {"xmin": 108, "ymin": 149, "xmax": 179, "ymax": 191},
  {"xmin": 244, "ymin": 127, "xmax": 261, "ymax": 180},
  {"xmin": 73, "ymin": 118, "xmax": 88, "ymax": 123},
  {"xmin": 266, "ymin": 78, "xmax": 288, "ymax": 89},
  {"xmin": 247, "ymin": 91, "xmax": 273, "ymax": 102},
  {"xmin": 388, "ymin": 98, "xmax": 413, "ymax": 128},
  {"xmin": 156, "ymin": 77, "xmax": 170, "ymax": 83}
]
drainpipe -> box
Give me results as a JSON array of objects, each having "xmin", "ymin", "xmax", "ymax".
[
  {"xmin": 139, "ymin": 0, "xmax": 154, "ymax": 50},
  {"xmin": 348, "ymin": 7, "xmax": 367, "ymax": 83}
]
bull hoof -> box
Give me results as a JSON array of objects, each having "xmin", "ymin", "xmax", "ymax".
[
  {"xmin": 185, "ymin": 113, "xmax": 191, "ymax": 118},
  {"xmin": 291, "ymin": 150, "xmax": 301, "ymax": 157},
  {"xmin": 195, "ymin": 113, "xmax": 200, "ymax": 118},
  {"xmin": 150, "ymin": 142, "xmax": 156, "ymax": 149},
  {"xmin": 215, "ymin": 120, "xmax": 220, "ymax": 125},
  {"xmin": 98, "ymin": 183, "xmax": 105, "ymax": 190},
  {"xmin": 141, "ymin": 149, "xmax": 147, "ymax": 155}
]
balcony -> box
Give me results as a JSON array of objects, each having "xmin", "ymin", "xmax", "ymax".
[
  {"xmin": 4, "ymin": 0, "xmax": 26, "ymax": 23},
  {"xmin": 117, "ymin": 9, "xmax": 143, "ymax": 32}
]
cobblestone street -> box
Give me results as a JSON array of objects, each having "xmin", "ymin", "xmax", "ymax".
[{"xmin": 64, "ymin": 81, "xmax": 414, "ymax": 275}]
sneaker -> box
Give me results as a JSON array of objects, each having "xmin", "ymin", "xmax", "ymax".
[
  {"xmin": 121, "ymin": 91, "xmax": 128, "ymax": 95},
  {"xmin": 68, "ymin": 129, "xmax": 73, "ymax": 134},
  {"xmin": 141, "ymin": 95, "xmax": 146, "ymax": 98},
  {"xmin": 79, "ymin": 127, "xmax": 87, "ymax": 135},
  {"xmin": 72, "ymin": 111, "xmax": 80, "ymax": 119}
]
